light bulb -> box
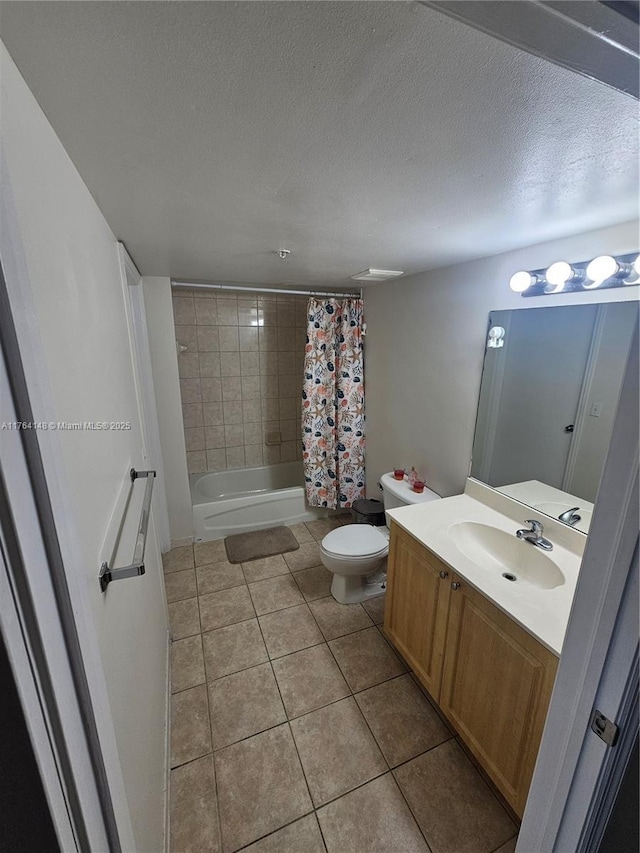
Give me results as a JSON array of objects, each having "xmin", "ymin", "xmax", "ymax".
[
  {"xmin": 509, "ymin": 271, "xmax": 536, "ymax": 293},
  {"xmin": 584, "ymin": 255, "xmax": 617, "ymax": 289},
  {"xmin": 545, "ymin": 261, "xmax": 572, "ymax": 292},
  {"xmin": 634, "ymin": 256, "xmax": 640, "ymax": 277}
]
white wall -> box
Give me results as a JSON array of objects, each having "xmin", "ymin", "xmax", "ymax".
[
  {"xmin": 364, "ymin": 220, "xmax": 639, "ymax": 499},
  {"xmin": 1, "ymin": 45, "xmax": 168, "ymax": 852},
  {"xmin": 142, "ymin": 276, "xmax": 193, "ymax": 544}
]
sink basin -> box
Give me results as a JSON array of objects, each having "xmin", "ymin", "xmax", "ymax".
[{"xmin": 448, "ymin": 521, "xmax": 565, "ymax": 589}]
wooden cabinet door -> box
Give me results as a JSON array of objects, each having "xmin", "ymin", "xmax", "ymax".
[
  {"xmin": 383, "ymin": 523, "xmax": 451, "ymax": 700},
  {"xmin": 440, "ymin": 576, "xmax": 558, "ymax": 817}
]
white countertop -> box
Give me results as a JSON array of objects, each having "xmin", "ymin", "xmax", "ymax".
[{"xmin": 386, "ymin": 481, "xmax": 585, "ymax": 655}]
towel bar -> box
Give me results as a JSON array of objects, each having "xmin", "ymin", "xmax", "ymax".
[{"xmin": 99, "ymin": 468, "xmax": 156, "ymax": 592}]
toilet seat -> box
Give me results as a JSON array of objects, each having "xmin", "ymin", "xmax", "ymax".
[{"xmin": 321, "ymin": 524, "xmax": 389, "ymax": 559}]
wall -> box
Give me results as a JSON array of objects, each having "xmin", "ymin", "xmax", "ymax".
[
  {"xmin": 171, "ymin": 287, "xmax": 307, "ymax": 472},
  {"xmin": 364, "ymin": 220, "xmax": 639, "ymax": 499},
  {"xmin": 142, "ymin": 276, "xmax": 193, "ymax": 545},
  {"xmin": 1, "ymin": 45, "xmax": 168, "ymax": 852}
]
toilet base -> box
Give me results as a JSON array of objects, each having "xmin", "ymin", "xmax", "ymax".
[{"xmin": 330, "ymin": 571, "xmax": 387, "ymax": 605}]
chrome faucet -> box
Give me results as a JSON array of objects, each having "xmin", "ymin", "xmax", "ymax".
[
  {"xmin": 558, "ymin": 507, "xmax": 581, "ymax": 526},
  {"xmin": 516, "ymin": 519, "xmax": 554, "ymax": 551}
]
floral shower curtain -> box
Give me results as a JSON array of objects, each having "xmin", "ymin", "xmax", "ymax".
[{"xmin": 302, "ymin": 297, "xmax": 365, "ymax": 509}]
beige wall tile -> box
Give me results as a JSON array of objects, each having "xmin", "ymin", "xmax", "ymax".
[
  {"xmin": 217, "ymin": 298, "xmax": 238, "ymax": 325},
  {"xmin": 264, "ymin": 444, "xmax": 281, "ymax": 464},
  {"xmin": 280, "ymin": 440, "xmax": 299, "ymax": 462},
  {"xmin": 263, "ymin": 397, "xmax": 279, "ymax": 421},
  {"xmin": 221, "ymin": 376, "xmax": 242, "ymax": 400},
  {"xmin": 240, "ymin": 351, "xmax": 260, "ymax": 376},
  {"xmin": 201, "ymin": 377, "xmax": 223, "ymax": 402},
  {"xmin": 239, "ymin": 327, "xmax": 259, "ymax": 351},
  {"xmin": 205, "ymin": 426, "xmax": 226, "ymax": 448},
  {"xmin": 224, "ymin": 424, "xmax": 245, "ymax": 447},
  {"xmin": 187, "ymin": 450, "xmax": 207, "ymax": 474},
  {"xmin": 223, "ymin": 401, "xmax": 243, "ymax": 425},
  {"xmin": 244, "ymin": 422, "xmax": 262, "ymax": 445},
  {"xmin": 259, "ymin": 351, "xmax": 278, "ymax": 375},
  {"xmin": 202, "ymin": 402, "xmax": 224, "ymax": 426},
  {"xmin": 277, "ymin": 303, "xmax": 296, "ymax": 327},
  {"xmin": 182, "ymin": 403, "xmax": 204, "ymax": 429},
  {"xmin": 279, "ymin": 419, "xmax": 297, "ymax": 441},
  {"xmin": 226, "ymin": 446, "xmax": 246, "ymax": 468},
  {"xmin": 172, "ymin": 296, "xmax": 195, "ymax": 325},
  {"xmin": 196, "ymin": 326, "xmax": 219, "ymax": 351},
  {"xmin": 180, "ymin": 377, "xmax": 202, "ymax": 403},
  {"xmin": 220, "ymin": 351, "xmax": 240, "ymax": 376},
  {"xmin": 278, "ymin": 374, "xmax": 299, "ymax": 398},
  {"xmin": 175, "ymin": 324, "xmax": 198, "ymax": 351},
  {"xmin": 245, "ymin": 444, "xmax": 264, "ymax": 467},
  {"xmin": 199, "ymin": 352, "xmax": 222, "ymax": 377},
  {"xmin": 259, "ymin": 328, "xmax": 278, "ymax": 352},
  {"xmin": 194, "ymin": 297, "xmax": 218, "ymax": 325},
  {"xmin": 279, "ymin": 397, "xmax": 297, "ymax": 420},
  {"xmin": 242, "ymin": 399, "xmax": 261, "ymax": 423},
  {"xmin": 241, "ymin": 375, "xmax": 261, "ymax": 399},
  {"xmin": 238, "ymin": 302, "xmax": 259, "ymax": 326},
  {"xmin": 219, "ymin": 326, "xmax": 240, "ymax": 351},
  {"xmin": 178, "ymin": 352, "xmax": 200, "ymax": 379},
  {"xmin": 277, "ymin": 327, "xmax": 296, "ymax": 351},
  {"xmin": 206, "ymin": 449, "xmax": 227, "ymax": 471},
  {"xmin": 184, "ymin": 427, "xmax": 206, "ymax": 452}
]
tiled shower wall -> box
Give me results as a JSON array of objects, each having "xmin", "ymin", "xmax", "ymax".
[{"xmin": 171, "ymin": 288, "xmax": 308, "ymax": 473}]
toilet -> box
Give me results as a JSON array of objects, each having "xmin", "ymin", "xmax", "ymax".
[{"xmin": 320, "ymin": 472, "xmax": 441, "ymax": 604}]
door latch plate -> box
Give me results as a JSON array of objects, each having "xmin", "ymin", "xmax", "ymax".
[{"xmin": 590, "ymin": 709, "xmax": 619, "ymax": 747}]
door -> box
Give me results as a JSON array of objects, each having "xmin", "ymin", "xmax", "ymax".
[
  {"xmin": 384, "ymin": 523, "xmax": 451, "ymax": 699},
  {"xmin": 440, "ymin": 575, "xmax": 558, "ymax": 817}
]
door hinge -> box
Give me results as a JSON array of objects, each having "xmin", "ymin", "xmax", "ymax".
[{"xmin": 590, "ymin": 709, "xmax": 619, "ymax": 747}]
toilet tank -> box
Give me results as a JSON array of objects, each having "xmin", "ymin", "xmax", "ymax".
[{"xmin": 380, "ymin": 472, "xmax": 440, "ymax": 525}]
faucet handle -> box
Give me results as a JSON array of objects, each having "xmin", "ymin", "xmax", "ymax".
[{"xmin": 524, "ymin": 519, "xmax": 543, "ymax": 534}]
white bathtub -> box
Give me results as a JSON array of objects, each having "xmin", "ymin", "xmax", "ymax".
[{"xmin": 190, "ymin": 461, "xmax": 329, "ymax": 541}]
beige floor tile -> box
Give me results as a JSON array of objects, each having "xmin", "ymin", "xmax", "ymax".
[
  {"xmin": 171, "ymin": 635, "xmax": 206, "ymax": 694},
  {"xmin": 362, "ymin": 594, "xmax": 386, "ymax": 625},
  {"xmin": 355, "ymin": 674, "xmax": 452, "ymax": 766},
  {"xmin": 292, "ymin": 565, "xmax": 333, "ymax": 601},
  {"xmin": 196, "ymin": 561, "xmax": 245, "ymax": 596},
  {"xmin": 287, "ymin": 522, "xmax": 315, "ymax": 544},
  {"xmin": 165, "ymin": 568, "xmax": 197, "ymax": 603},
  {"xmin": 394, "ymin": 739, "xmax": 516, "ymax": 853},
  {"xmin": 248, "ymin": 574, "xmax": 304, "ymax": 615},
  {"xmin": 171, "ymin": 684, "xmax": 212, "ymax": 768},
  {"xmin": 272, "ymin": 644, "xmax": 350, "ymax": 719},
  {"xmin": 170, "ymin": 755, "xmax": 221, "ymax": 853},
  {"xmin": 208, "ymin": 662, "xmax": 286, "ymax": 750},
  {"xmin": 283, "ymin": 541, "xmax": 323, "ymax": 571},
  {"xmin": 335, "ymin": 512, "xmax": 353, "ymax": 525},
  {"xmin": 199, "ymin": 586, "xmax": 255, "ymax": 631},
  {"xmin": 258, "ymin": 604, "xmax": 324, "ymax": 659},
  {"xmin": 317, "ymin": 773, "xmax": 428, "ymax": 853},
  {"xmin": 241, "ymin": 554, "xmax": 290, "ymax": 584},
  {"xmin": 329, "ymin": 627, "xmax": 405, "ymax": 692},
  {"xmin": 215, "ymin": 723, "xmax": 313, "ymax": 852},
  {"xmin": 304, "ymin": 517, "xmax": 341, "ymax": 541},
  {"xmin": 308, "ymin": 596, "xmax": 373, "ymax": 641},
  {"xmin": 163, "ymin": 545, "xmax": 194, "ymax": 574},
  {"xmin": 202, "ymin": 619, "xmax": 269, "ymax": 681},
  {"xmin": 194, "ymin": 538, "xmax": 228, "ymax": 566},
  {"xmin": 240, "ymin": 814, "xmax": 325, "ymax": 853},
  {"xmin": 169, "ymin": 598, "xmax": 201, "ymax": 640},
  {"xmin": 494, "ymin": 837, "xmax": 518, "ymax": 853},
  {"xmin": 290, "ymin": 697, "xmax": 386, "ymax": 806}
]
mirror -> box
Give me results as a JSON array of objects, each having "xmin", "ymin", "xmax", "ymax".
[{"xmin": 471, "ymin": 301, "xmax": 638, "ymax": 533}]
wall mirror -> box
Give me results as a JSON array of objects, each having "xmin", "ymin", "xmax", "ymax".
[{"xmin": 471, "ymin": 301, "xmax": 638, "ymax": 533}]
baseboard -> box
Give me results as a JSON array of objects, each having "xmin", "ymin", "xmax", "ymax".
[{"xmin": 163, "ymin": 628, "xmax": 171, "ymax": 853}]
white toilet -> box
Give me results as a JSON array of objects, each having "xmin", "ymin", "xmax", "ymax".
[{"xmin": 320, "ymin": 472, "xmax": 441, "ymax": 604}]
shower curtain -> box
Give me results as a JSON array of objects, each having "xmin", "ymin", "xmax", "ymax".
[{"xmin": 302, "ymin": 297, "xmax": 365, "ymax": 509}]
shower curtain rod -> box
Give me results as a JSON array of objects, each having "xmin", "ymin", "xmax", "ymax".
[{"xmin": 172, "ymin": 280, "xmax": 362, "ymax": 299}]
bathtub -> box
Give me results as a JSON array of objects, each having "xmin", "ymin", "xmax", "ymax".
[{"xmin": 190, "ymin": 461, "xmax": 329, "ymax": 541}]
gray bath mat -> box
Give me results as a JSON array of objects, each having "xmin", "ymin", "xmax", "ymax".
[{"xmin": 225, "ymin": 526, "xmax": 299, "ymax": 564}]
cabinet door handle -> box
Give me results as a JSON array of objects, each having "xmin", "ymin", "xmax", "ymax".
[
  {"xmin": 439, "ymin": 570, "xmax": 448, "ymax": 579},
  {"xmin": 451, "ymin": 582, "xmax": 461, "ymax": 590}
]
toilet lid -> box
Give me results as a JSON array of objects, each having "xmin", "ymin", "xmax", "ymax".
[{"xmin": 322, "ymin": 525, "xmax": 389, "ymax": 558}]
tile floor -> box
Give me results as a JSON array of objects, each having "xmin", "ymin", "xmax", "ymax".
[{"xmin": 164, "ymin": 518, "xmax": 520, "ymax": 853}]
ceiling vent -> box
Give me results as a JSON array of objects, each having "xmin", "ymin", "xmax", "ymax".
[{"xmin": 350, "ymin": 268, "xmax": 404, "ymax": 282}]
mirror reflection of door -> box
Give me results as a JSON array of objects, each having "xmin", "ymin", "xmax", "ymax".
[{"xmin": 472, "ymin": 302, "xmax": 638, "ymax": 505}]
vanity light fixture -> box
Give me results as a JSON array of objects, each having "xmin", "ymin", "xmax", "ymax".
[
  {"xmin": 509, "ymin": 252, "xmax": 639, "ymax": 298},
  {"xmin": 487, "ymin": 325, "xmax": 506, "ymax": 348}
]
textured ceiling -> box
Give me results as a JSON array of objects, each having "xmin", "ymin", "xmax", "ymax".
[{"xmin": 0, "ymin": 1, "xmax": 637, "ymax": 285}]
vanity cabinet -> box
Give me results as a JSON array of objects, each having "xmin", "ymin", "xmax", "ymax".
[
  {"xmin": 384, "ymin": 524, "xmax": 451, "ymax": 698},
  {"xmin": 384, "ymin": 522, "xmax": 558, "ymax": 818}
]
